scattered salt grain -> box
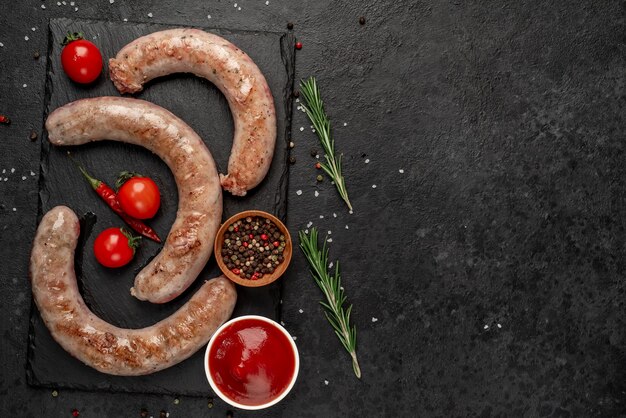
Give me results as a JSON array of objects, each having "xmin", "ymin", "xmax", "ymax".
[
  {"xmin": 328, "ymin": 262, "xmax": 333, "ymax": 269},
  {"xmin": 372, "ymin": 184, "xmax": 377, "ymax": 188},
  {"xmin": 109, "ymin": 0, "xmax": 114, "ymax": 3},
  {"xmin": 24, "ymin": 36, "xmax": 29, "ymax": 41},
  {"xmin": 11, "ymin": 168, "xmax": 15, "ymax": 173},
  {"xmin": 345, "ymin": 225, "xmax": 349, "ymax": 229},
  {"xmin": 23, "ymin": 84, "xmax": 27, "ymax": 88},
  {"xmin": 21, "ymin": 176, "xmax": 26, "ymax": 180},
  {"xmin": 238, "ymin": 6, "xmax": 241, "ymax": 10},
  {"xmin": 70, "ymin": 1, "xmax": 75, "ymax": 5},
  {"xmin": 56, "ymin": 2, "xmax": 61, "ymax": 5},
  {"xmin": 296, "ymin": 189, "xmax": 302, "ymax": 196},
  {"xmin": 2, "ymin": 169, "xmax": 5, "ymax": 174},
  {"xmin": 41, "ymin": 4, "xmax": 46, "ymax": 9},
  {"xmin": 371, "ymin": 317, "xmax": 378, "ymax": 323},
  {"xmin": 399, "ymin": 169, "xmax": 405, "ymax": 173},
  {"xmin": 31, "ymin": 27, "xmax": 36, "ymax": 32},
  {"xmin": 497, "ymin": 323, "xmax": 502, "ymax": 329},
  {"xmin": 280, "ymin": 321, "xmax": 285, "ymax": 326},
  {"xmin": 343, "ymin": 122, "xmax": 347, "ymax": 126},
  {"xmin": 299, "ymin": 126, "xmax": 304, "ymax": 131},
  {"xmin": 327, "ymin": 238, "xmax": 333, "ymax": 243},
  {"xmin": 314, "ymin": 190, "xmax": 319, "ymax": 197},
  {"xmin": 349, "ymin": 210, "xmax": 353, "ymax": 214},
  {"xmin": 3, "ymin": 178, "xmax": 7, "ymax": 181},
  {"xmin": 0, "ymin": 42, "xmax": 3, "ymax": 47},
  {"xmin": 265, "ymin": 0, "xmax": 269, "ymax": 4},
  {"xmin": 12, "ymin": 208, "xmax": 16, "ymax": 212},
  {"xmin": 233, "ymin": 3, "xmax": 237, "ymax": 7},
  {"xmin": 364, "ymin": 159, "xmax": 370, "ymax": 164},
  {"xmin": 30, "ymin": 171, "xmax": 35, "ymax": 176},
  {"xmin": 292, "ymin": 336, "xmax": 297, "ymax": 340},
  {"xmin": 304, "ymin": 229, "xmax": 309, "ymax": 234},
  {"xmin": 74, "ymin": 7, "xmax": 78, "ymax": 11},
  {"xmin": 484, "ymin": 324, "xmax": 489, "ymax": 330},
  {"xmin": 62, "ymin": 1, "xmax": 66, "ymax": 4},
  {"xmin": 295, "ymin": 98, "xmax": 300, "ymax": 103},
  {"xmin": 207, "ymin": 15, "xmax": 211, "ymax": 19},
  {"xmin": 319, "ymin": 215, "xmax": 324, "ymax": 219},
  {"xmin": 147, "ymin": 12, "xmax": 153, "ymax": 17},
  {"xmin": 298, "ymin": 309, "xmax": 303, "ymax": 314},
  {"xmin": 306, "ymin": 221, "xmax": 313, "ymax": 228},
  {"xmin": 324, "ymin": 380, "xmax": 329, "ymax": 385},
  {"xmin": 327, "ymin": 230, "xmax": 331, "ymax": 235},
  {"xmin": 332, "ymin": 213, "xmax": 337, "ymax": 218},
  {"xmin": 123, "ymin": 18, "xmax": 128, "ymax": 21}
]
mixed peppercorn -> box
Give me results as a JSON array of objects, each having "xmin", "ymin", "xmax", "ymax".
[{"xmin": 221, "ymin": 216, "xmax": 287, "ymax": 280}]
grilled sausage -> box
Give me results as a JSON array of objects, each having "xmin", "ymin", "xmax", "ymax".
[
  {"xmin": 109, "ymin": 28, "xmax": 277, "ymax": 196},
  {"xmin": 46, "ymin": 97, "xmax": 222, "ymax": 303},
  {"xmin": 30, "ymin": 206, "xmax": 237, "ymax": 376}
]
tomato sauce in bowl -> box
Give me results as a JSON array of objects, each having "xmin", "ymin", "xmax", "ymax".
[{"xmin": 205, "ymin": 315, "xmax": 299, "ymax": 409}]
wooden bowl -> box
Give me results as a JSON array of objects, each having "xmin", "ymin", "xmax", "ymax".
[{"xmin": 214, "ymin": 210, "xmax": 292, "ymax": 287}]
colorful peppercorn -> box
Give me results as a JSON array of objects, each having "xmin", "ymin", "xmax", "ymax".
[
  {"xmin": 295, "ymin": 41, "xmax": 302, "ymax": 50},
  {"xmin": 222, "ymin": 216, "xmax": 286, "ymax": 280}
]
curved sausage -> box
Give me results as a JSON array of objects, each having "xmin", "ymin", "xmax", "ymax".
[
  {"xmin": 109, "ymin": 28, "xmax": 277, "ymax": 196},
  {"xmin": 45, "ymin": 97, "xmax": 222, "ymax": 303},
  {"xmin": 30, "ymin": 206, "xmax": 237, "ymax": 376}
]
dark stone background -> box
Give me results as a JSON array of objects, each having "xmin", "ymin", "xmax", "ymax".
[{"xmin": 1, "ymin": 1, "xmax": 626, "ymax": 417}]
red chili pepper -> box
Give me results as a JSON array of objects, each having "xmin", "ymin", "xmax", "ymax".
[
  {"xmin": 69, "ymin": 154, "xmax": 161, "ymax": 243},
  {"xmin": 315, "ymin": 162, "xmax": 321, "ymax": 169},
  {"xmin": 0, "ymin": 115, "xmax": 10, "ymax": 125}
]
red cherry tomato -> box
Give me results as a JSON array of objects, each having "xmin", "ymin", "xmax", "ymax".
[
  {"xmin": 61, "ymin": 33, "xmax": 103, "ymax": 84},
  {"xmin": 117, "ymin": 176, "xmax": 161, "ymax": 219},
  {"xmin": 93, "ymin": 227, "xmax": 139, "ymax": 268}
]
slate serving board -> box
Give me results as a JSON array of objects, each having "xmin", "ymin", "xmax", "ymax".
[{"xmin": 26, "ymin": 18, "xmax": 295, "ymax": 396}]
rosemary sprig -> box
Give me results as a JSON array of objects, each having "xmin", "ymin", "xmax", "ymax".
[
  {"xmin": 299, "ymin": 77, "xmax": 353, "ymax": 212},
  {"xmin": 299, "ymin": 228, "xmax": 361, "ymax": 379}
]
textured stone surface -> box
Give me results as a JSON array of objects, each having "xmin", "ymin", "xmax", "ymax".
[
  {"xmin": 2, "ymin": 1, "xmax": 626, "ymax": 417},
  {"xmin": 26, "ymin": 17, "xmax": 294, "ymax": 396}
]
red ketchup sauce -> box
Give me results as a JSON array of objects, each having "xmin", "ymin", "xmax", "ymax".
[{"xmin": 208, "ymin": 318, "xmax": 296, "ymax": 406}]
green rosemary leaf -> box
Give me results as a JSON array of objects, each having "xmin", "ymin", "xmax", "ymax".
[
  {"xmin": 300, "ymin": 77, "xmax": 353, "ymax": 212},
  {"xmin": 299, "ymin": 228, "xmax": 361, "ymax": 379}
]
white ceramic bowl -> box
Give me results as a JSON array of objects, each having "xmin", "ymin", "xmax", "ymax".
[{"xmin": 204, "ymin": 315, "xmax": 299, "ymax": 410}]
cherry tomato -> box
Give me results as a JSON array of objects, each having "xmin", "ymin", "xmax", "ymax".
[
  {"xmin": 117, "ymin": 176, "xmax": 161, "ymax": 219},
  {"xmin": 93, "ymin": 227, "xmax": 140, "ymax": 268},
  {"xmin": 61, "ymin": 32, "xmax": 103, "ymax": 84}
]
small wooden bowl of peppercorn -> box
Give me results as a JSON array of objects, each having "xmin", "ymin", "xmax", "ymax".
[{"xmin": 214, "ymin": 210, "xmax": 292, "ymax": 287}]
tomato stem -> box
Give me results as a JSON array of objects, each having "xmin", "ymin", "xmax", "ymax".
[
  {"xmin": 62, "ymin": 31, "xmax": 84, "ymax": 46},
  {"xmin": 120, "ymin": 228, "xmax": 142, "ymax": 254},
  {"xmin": 115, "ymin": 170, "xmax": 141, "ymax": 190}
]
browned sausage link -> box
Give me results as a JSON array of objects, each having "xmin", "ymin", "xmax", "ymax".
[
  {"xmin": 30, "ymin": 206, "xmax": 237, "ymax": 376},
  {"xmin": 45, "ymin": 97, "xmax": 222, "ymax": 303},
  {"xmin": 109, "ymin": 28, "xmax": 277, "ymax": 196}
]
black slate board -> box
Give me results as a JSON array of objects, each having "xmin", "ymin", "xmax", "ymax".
[{"xmin": 26, "ymin": 18, "xmax": 295, "ymax": 396}]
